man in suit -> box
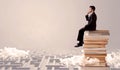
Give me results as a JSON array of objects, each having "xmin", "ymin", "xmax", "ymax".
[{"xmin": 75, "ymin": 6, "xmax": 97, "ymax": 47}]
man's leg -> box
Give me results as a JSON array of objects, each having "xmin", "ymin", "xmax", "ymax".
[
  {"xmin": 77, "ymin": 28, "xmax": 85, "ymax": 43},
  {"xmin": 75, "ymin": 28, "xmax": 85, "ymax": 47}
]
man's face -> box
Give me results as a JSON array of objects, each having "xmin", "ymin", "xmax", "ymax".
[{"xmin": 89, "ymin": 7, "xmax": 93, "ymax": 13}]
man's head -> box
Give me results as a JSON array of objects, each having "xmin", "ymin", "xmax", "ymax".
[{"xmin": 89, "ymin": 6, "xmax": 96, "ymax": 12}]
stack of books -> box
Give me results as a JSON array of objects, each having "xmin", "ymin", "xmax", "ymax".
[{"xmin": 83, "ymin": 30, "xmax": 110, "ymax": 67}]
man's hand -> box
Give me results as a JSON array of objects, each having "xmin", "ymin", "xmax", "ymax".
[{"xmin": 87, "ymin": 11, "xmax": 92, "ymax": 15}]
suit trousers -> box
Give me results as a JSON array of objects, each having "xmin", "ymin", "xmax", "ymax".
[
  {"xmin": 77, "ymin": 27, "xmax": 96, "ymax": 43},
  {"xmin": 77, "ymin": 28, "xmax": 85, "ymax": 43}
]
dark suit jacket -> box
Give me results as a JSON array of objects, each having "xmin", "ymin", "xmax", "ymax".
[{"xmin": 85, "ymin": 12, "xmax": 97, "ymax": 30}]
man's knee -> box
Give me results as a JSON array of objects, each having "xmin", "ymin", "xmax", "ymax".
[{"xmin": 79, "ymin": 28, "xmax": 85, "ymax": 32}]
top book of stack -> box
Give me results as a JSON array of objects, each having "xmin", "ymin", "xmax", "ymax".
[{"xmin": 84, "ymin": 30, "xmax": 110, "ymax": 41}]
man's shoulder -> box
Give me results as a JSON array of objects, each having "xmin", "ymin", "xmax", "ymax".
[
  {"xmin": 92, "ymin": 12, "xmax": 96, "ymax": 15},
  {"xmin": 91, "ymin": 12, "xmax": 97, "ymax": 18}
]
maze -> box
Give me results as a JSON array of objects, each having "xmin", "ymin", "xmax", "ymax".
[{"xmin": 0, "ymin": 54, "xmax": 80, "ymax": 70}]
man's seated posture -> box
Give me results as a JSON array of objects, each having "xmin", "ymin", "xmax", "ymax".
[{"xmin": 75, "ymin": 6, "xmax": 97, "ymax": 47}]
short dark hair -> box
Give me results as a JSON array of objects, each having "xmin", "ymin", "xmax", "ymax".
[{"xmin": 89, "ymin": 6, "xmax": 96, "ymax": 11}]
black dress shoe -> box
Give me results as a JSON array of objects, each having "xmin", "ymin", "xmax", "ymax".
[
  {"xmin": 74, "ymin": 45, "xmax": 81, "ymax": 47},
  {"xmin": 74, "ymin": 43, "xmax": 83, "ymax": 47}
]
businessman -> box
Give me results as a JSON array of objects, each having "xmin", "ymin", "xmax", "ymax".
[{"xmin": 75, "ymin": 6, "xmax": 97, "ymax": 47}]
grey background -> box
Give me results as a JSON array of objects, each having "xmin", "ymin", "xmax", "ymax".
[{"xmin": 0, "ymin": 0, "xmax": 119, "ymax": 54}]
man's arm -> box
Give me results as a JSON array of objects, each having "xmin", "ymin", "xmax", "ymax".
[
  {"xmin": 84, "ymin": 13, "xmax": 97, "ymax": 28},
  {"xmin": 85, "ymin": 11, "xmax": 91, "ymax": 21},
  {"xmin": 89, "ymin": 14, "xmax": 97, "ymax": 25},
  {"xmin": 85, "ymin": 15, "xmax": 89, "ymax": 21}
]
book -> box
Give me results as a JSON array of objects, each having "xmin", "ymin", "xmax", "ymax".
[
  {"xmin": 85, "ymin": 62, "xmax": 107, "ymax": 67},
  {"xmin": 84, "ymin": 54, "xmax": 106, "ymax": 57},
  {"xmin": 84, "ymin": 30, "xmax": 110, "ymax": 41},
  {"xmin": 83, "ymin": 47, "xmax": 106, "ymax": 50},
  {"xmin": 84, "ymin": 30, "xmax": 110, "ymax": 36},
  {"xmin": 84, "ymin": 40, "xmax": 108, "ymax": 45},
  {"xmin": 83, "ymin": 44, "xmax": 106, "ymax": 48},
  {"xmin": 84, "ymin": 51, "xmax": 106, "ymax": 54}
]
